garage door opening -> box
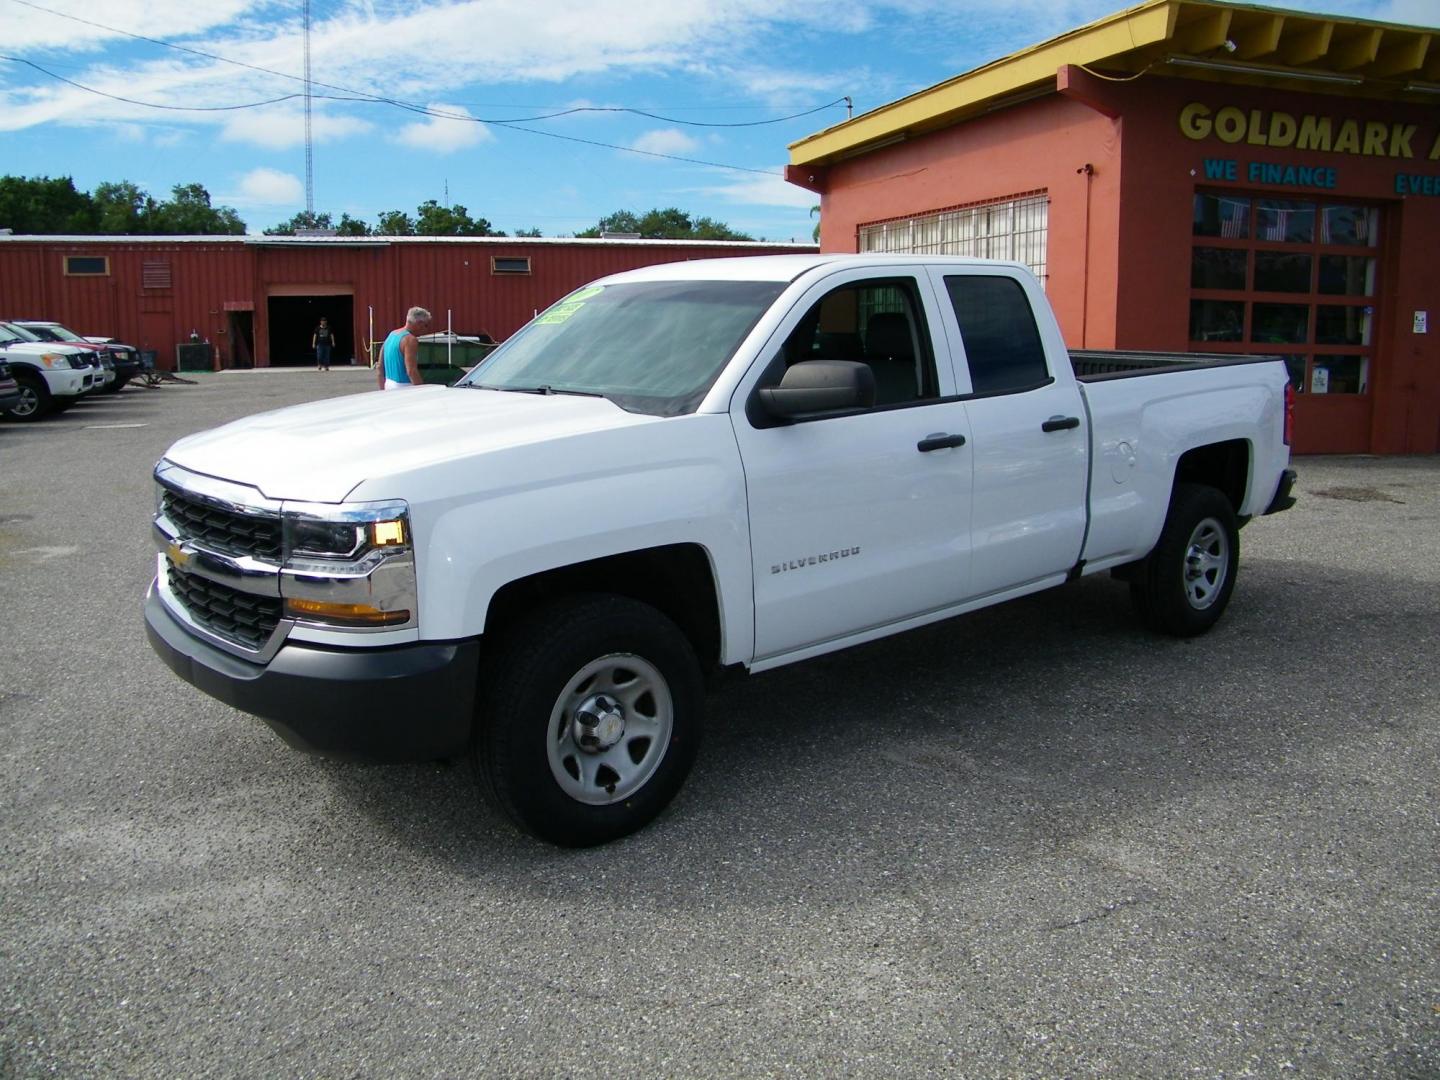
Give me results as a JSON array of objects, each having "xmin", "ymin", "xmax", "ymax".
[{"xmin": 267, "ymin": 294, "xmax": 354, "ymax": 367}]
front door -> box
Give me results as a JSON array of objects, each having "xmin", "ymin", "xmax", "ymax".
[{"xmin": 733, "ymin": 268, "xmax": 974, "ymax": 662}]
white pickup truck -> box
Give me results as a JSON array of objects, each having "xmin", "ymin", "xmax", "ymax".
[{"xmin": 146, "ymin": 254, "xmax": 1296, "ymax": 845}]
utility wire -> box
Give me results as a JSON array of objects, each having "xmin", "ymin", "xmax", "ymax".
[
  {"xmin": 0, "ymin": 56, "xmax": 789, "ymax": 175},
  {"xmin": 3, "ymin": 0, "xmax": 844, "ymax": 175}
]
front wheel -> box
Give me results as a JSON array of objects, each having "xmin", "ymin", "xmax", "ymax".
[
  {"xmin": 1131, "ymin": 483, "xmax": 1239, "ymax": 637},
  {"xmin": 474, "ymin": 595, "xmax": 703, "ymax": 846},
  {"xmin": 3, "ymin": 373, "xmax": 52, "ymax": 421}
]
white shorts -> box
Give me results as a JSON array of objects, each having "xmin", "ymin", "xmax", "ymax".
[{"xmin": 383, "ymin": 379, "xmax": 417, "ymax": 390}]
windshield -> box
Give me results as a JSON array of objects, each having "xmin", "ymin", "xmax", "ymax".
[
  {"xmin": 0, "ymin": 322, "xmax": 42, "ymax": 342},
  {"xmin": 34, "ymin": 324, "xmax": 81, "ymax": 342},
  {"xmin": 456, "ymin": 280, "xmax": 784, "ymax": 416}
]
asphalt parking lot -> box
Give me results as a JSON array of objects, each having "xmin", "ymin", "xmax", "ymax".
[{"xmin": 1, "ymin": 371, "xmax": 1437, "ymax": 1078}]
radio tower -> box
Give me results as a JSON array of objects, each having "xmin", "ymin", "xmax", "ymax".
[{"xmin": 303, "ymin": 0, "xmax": 314, "ymax": 217}]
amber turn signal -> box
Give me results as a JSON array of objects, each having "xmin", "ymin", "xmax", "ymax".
[
  {"xmin": 370, "ymin": 519, "xmax": 406, "ymax": 546},
  {"xmin": 284, "ymin": 598, "xmax": 410, "ymax": 626}
]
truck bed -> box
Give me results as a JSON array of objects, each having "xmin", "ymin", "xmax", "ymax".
[{"xmin": 1070, "ymin": 349, "xmax": 1282, "ymax": 382}]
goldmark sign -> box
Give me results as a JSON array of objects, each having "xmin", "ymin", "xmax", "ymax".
[{"xmin": 1179, "ymin": 103, "xmax": 1440, "ymax": 161}]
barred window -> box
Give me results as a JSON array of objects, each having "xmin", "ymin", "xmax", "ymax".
[{"xmin": 858, "ymin": 192, "xmax": 1049, "ymax": 284}]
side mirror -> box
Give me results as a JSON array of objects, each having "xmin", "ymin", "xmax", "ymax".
[{"xmin": 757, "ymin": 360, "xmax": 876, "ymax": 420}]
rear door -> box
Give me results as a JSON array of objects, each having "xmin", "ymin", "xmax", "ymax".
[
  {"xmin": 732, "ymin": 266, "xmax": 974, "ymax": 663},
  {"xmin": 927, "ymin": 268, "xmax": 1089, "ymax": 599}
]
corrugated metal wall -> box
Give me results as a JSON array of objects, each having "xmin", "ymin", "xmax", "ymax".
[{"xmin": 0, "ymin": 238, "xmax": 811, "ymax": 369}]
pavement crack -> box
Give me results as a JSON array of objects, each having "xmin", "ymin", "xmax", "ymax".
[{"xmin": 1044, "ymin": 895, "xmax": 1151, "ymax": 932}]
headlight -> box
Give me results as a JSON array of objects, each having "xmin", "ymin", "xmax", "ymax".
[
  {"xmin": 280, "ymin": 501, "xmax": 415, "ymax": 628},
  {"xmin": 40, "ymin": 353, "xmax": 64, "ymax": 368}
]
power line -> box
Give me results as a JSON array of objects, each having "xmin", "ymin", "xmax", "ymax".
[{"xmin": 3, "ymin": 0, "xmax": 846, "ymax": 176}]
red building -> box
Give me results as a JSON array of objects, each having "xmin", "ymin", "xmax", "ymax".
[
  {"xmin": 0, "ymin": 235, "xmax": 814, "ymax": 371},
  {"xmin": 787, "ymin": 0, "xmax": 1440, "ymax": 454}
]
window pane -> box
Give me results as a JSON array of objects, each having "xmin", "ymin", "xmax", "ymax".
[
  {"xmin": 463, "ymin": 280, "xmax": 784, "ymax": 416},
  {"xmin": 946, "ymin": 276, "xmax": 1050, "ymax": 394},
  {"xmin": 1254, "ymin": 252, "xmax": 1311, "ymax": 293},
  {"xmin": 1193, "ymin": 193, "xmax": 1249, "ymax": 238},
  {"xmin": 1278, "ymin": 354, "xmax": 1308, "ymax": 393},
  {"xmin": 1318, "ymin": 256, "xmax": 1375, "ymax": 296},
  {"xmin": 64, "ymin": 256, "xmax": 107, "ymax": 275},
  {"xmin": 1256, "ymin": 199, "xmax": 1315, "ymax": 243},
  {"xmin": 1315, "ymin": 305, "xmax": 1373, "ymax": 346},
  {"xmin": 1191, "ymin": 247, "xmax": 1246, "ymax": 289},
  {"xmin": 1252, "ymin": 303, "xmax": 1309, "ymax": 344},
  {"xmin": 1189, "ymin": 299, "xmax": 1245, "ymax": 342},
  {"xmin": 1310, "ymin": 355, "xmax": 1367, "ymax": 395},
  {"xmin": 1319, "ymin": 205, "xmax": 1378, "ymax": 247}
]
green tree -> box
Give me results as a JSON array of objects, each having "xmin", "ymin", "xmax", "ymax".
[
  {"xmin": 263, "ymin": 210, "xmax": 334, "ymax": 236},
  {"xmin": 810, "ymin": 204, "xmax": 820, "ymax": 243},
  {"xmin": 575, "ymin": 207, "xmax": 751, "ymax": 241},
  {"xmin": 376, "ymin": 209, "xmax": 415, "ymax": 235},
  {"xmin": 514, "ymin": 226, "xmax": 543, "ymax": 238},
  {"xmin": 149, "ymin": 183, "xmax": 244, "ymax": 234},
  {"xmin": 93, "ymin": 181, "xmax": 156, "ymax": 234},
  {"xmin": 0, "ymin": 175, "xmax": 97, "ymax": 233},
  {"xmin": 336, "ymin": 213, "xmax": 372, "ymax": 236},
  {"xmin": 415, "ymin": 199, "xmax": 503, "ymax": 236}
]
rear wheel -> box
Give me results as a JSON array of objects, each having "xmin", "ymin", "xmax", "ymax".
[
  {"xmin": 1131, "ymin": 483, "xmax": 1239, "ymax": 637},
  {"xmin": 4, "ymin": 373, "xmax": 51, "ymax": 421},
  {"xmin": 474, "ymin": 595, "xmax": 703, "ymax": 846}
]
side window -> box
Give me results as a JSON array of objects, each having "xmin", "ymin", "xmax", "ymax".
[
  {"xmin": 777, "ymin": 278, "xmax": 938, "ymax": 408},
  {"xmin": 944, "ymin": 275, "xmax": 1051, "ymax": 395}
]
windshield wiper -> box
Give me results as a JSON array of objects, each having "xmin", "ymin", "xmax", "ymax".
[{"xmin": 468, "ymin": 383, "xmax": 606, "ymax": 398}]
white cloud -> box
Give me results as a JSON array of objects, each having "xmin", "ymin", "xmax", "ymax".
[
  {"xmin": 0, "ymin": 0, "xmax": 256, "ymax": 51},
  {"xmin": 393, "ymin": 105, "xmax": 492, "ymax": 153},
  {"xmin": 698, "ymin": 168, "xmax": 821, "ymax": 210},
  {"xmin": 630, "ymin": 128, "xmax": 701, "ymax": 156},
  {"xmin": 229, "ymin": 167, "xmax": 303, "ymax": 207},
  {"xmin": 221, "ymin": 109, "xmax": 374, "ymax": 149}
]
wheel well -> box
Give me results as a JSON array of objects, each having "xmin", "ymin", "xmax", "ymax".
[
  {"xmin": 1174, "ymin": 439, "xmax": 1249, "ymax": 512},
  {"xmin": 483, "ymin": 544, "xmax": 722, "ymax": 669}
]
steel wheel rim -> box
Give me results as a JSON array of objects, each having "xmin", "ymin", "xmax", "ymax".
[
  {"xmin": 1183, "ymin": 516, "xmax": 1229, "ymax": 610},
  {"xmin": 546, "ymin": 652, "xmax": 673, "ymax": 806},
  {"xmin": 12, "ymin": 385, "xmax": 39, "ymax": 417}
]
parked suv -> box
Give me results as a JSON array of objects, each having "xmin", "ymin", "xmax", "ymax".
[
  {"xmin": 14, "ymin": 320, "xmax": 138, "ymax": 393},
  {"xmin": 0, "ymin": 320, "xmax": 94, "ymax": 420},
  {"xmin": 0, "ymin": 360, "xmax": 19, "ymax": 414}
]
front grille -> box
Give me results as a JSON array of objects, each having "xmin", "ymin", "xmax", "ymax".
[
  {"xmin": 167, "ymin": 563, "xmax": 282, "ymax": 650},
  {"xmin": 162, "ymin": 490, "xmax": 282, "ymax": 562}
]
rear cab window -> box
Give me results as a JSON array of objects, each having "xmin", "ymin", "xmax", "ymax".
[{"xmin": 944, "ymin": 275, "xmax": 1052, "ymax": 395}]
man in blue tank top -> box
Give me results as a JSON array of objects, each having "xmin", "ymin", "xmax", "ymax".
[{"xmin": 377, "ymin": 306, "xmax": 431, "ymax": 389}]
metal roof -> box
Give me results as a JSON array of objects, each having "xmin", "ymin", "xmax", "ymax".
[
  {"xmin": 0, "ymin": 233, "xmax": 818, "ymax": 249},
  {"xmin": 789, "ymin": 0, "xmax": 1439, "ymax": 168}
]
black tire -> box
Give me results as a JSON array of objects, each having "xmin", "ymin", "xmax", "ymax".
[
  {"xmin": 1131, "ymin": 483, "xmax": 1239, "ymax": 637},
  {"xmin": 3, "ymin": 373, "xmax": 52, "ymax": 421},
  {"xmin": 474, "ymin": 595, "xmax": 704, "ymax": 846}
]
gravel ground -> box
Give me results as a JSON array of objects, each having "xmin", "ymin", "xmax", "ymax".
[{"xmin": 1, "ymin": 371, "xmax": 1437, "ymax": 1078}]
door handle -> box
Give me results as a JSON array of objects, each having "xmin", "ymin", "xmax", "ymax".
[
  {"xmin": 1041, "ymin": 415, "xmax": 1081, "ymax": 432},
  {"xmin": 917, "ymin": 433, "xmax": 967, "ymax": 452}
]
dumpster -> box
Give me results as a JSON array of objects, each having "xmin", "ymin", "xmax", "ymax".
[
  {"xmin": 415, "ymin": 332, "xmax": 497, "ymax": 385},
  {"xmin": 176, "ymin": 343, "xmax": 211, "ymax": 372}
]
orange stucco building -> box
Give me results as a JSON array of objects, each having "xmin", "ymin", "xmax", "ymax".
[{"xmin": 788, "ymin": 0, "xmax": 1440, "ymax": 454}]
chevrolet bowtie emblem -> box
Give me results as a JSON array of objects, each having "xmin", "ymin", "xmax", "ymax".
[{"xmin": 167, "ymin": 542, "xmax": 191, "ymax": 568}]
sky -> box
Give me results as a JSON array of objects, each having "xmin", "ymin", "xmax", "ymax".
[{"xmin": 0, "ymin": 0, "xmax": 1434, "ymax": 241}]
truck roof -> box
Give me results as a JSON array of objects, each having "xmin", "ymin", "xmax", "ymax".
[{"xmin": 600, "ymin": 252, "xmax": 1030, "ymax": 285}]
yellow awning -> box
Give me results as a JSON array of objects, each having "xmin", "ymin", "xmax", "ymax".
[{"xmin": 789, "ymin": 0, "xmax": 1438, "ymax": 168}]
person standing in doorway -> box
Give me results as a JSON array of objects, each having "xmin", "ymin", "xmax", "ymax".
[
  {"xmin": 378, "ymin": 306, "xmax": 430, "ymax": 389},
  {"xmin": 312, "ymin": 316, "xmax": 334, "ymax": 371}
]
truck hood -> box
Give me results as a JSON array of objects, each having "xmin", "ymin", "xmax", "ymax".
[{"xmin": 165, "ymin": 384, "xmax": 656, "ymax": 503}]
